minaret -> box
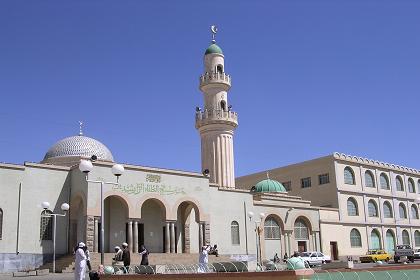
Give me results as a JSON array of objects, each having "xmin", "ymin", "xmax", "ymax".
[{"xmin": 195, "ymin": 26, "xmax": 238, "ymax": 188}]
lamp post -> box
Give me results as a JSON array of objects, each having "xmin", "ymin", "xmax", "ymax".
[
  {"xmin": 41, "ymin": 201, "xmax": 70, "ymax": 273},
  {"xmin": 247, "ymin": 211, "xmax": 265, "ymax": 265},
  {"xmin": 79, "ymin": 159, "xmax": 125, "ymax": 265}
]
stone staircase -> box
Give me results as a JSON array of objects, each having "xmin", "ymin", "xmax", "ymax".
[{"xmin": 41, "ymin": 253, "xmax": 233, "ymax": 273}]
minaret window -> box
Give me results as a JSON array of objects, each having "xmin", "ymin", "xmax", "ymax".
[
  {"xmin": 216, "ymin": 65, "xmax": 223, "ymax": 74},
  {"xmin": 220, "ymin": 100, "xmax": 226, "ymax": 111}
]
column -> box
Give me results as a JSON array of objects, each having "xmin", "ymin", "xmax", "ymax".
[
  {"xmin": 287, "ymin": 233, "xmax": 292, "ymax": 256},
  {"xmin": 133, "ymin": 221, "xmax": 138, "ymax": 253},
  {"xmin": 284, "ymin": 234, "xmax": 289, "ymax": 257},
  {"xmin": 315, "ymin": 232, "xmax": 321, "ymax": 252},
  {"xmin": 127, "ymin": 221, "xmax": 133, "ymax": 253},
  {"xmin": 170, "ymin": 222, "xmax": 176, "ymax": 253},
  {"xmin": 165, "ymin": 222, "xmax": 170, "ymax": 253},
  {"xmin": 199, "ymin": 223, "xmax": 204, "ymax": 249},
  {"xmin": 94, "ymin": 218, "xmax": 99, "ymax": 252}
]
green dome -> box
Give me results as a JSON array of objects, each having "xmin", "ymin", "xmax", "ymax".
[
  {"xmin": 254, "ymin": 179, "xmax": 287, "ymax": 193},
  {"xmin": 205, "ymin": 43, "xmax": 223, "ymax": 55}
]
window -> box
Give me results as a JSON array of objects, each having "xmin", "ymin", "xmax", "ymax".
[
  {"xmin": 230, "ymin": 221, "xmax": 240, "ymax": 245},
  {"xmin": 411, "ymin": 205, "xmax": 419, "ymax": 219},
  {"xmin": 365, "ymin": 171, "xmax": 375, "ymax": 188},
  {"xmin": 399, "ymin": 203, "xmax": 407, "ymax": 219},
  {"xmin": 318, "ymin": 173, "xmax": 330, "ymax": 185},
  {"xmin": 368, "ymin": 200, "xmax": 378, "ymax": 217},
  {"xmin": 0, "ymin": 208, "xmax": 2, "ymax": 240},
  {"xmin": 408, "ymin": 179, "xmax": 415, "ymax": 193},
  {"xmin": 40, "ymin": 210, "xmax": 53, "ymax": 240},
  {"xmin": 294, "ymin": 218, "xmax": 309, "ymax": 240},
  {"xmin": 386, "ymin": 230, "xmax": 396, "ymax": 254},
  {"xmin": 216, "ymin": 64, "xmax": 223, "ymax": 74},
  {"xmin": 344, "ymin": 167, "xmax": 355, "ymax": 185},
  {"xmin": 418, "ymin": 180, "xmax": 420, "ymax": 194},
  {"xmin": 301, "ymin": 177, "xmax": 311, "ymax": 188},
  {"xmin": 370, "ymin": 230, "xmax": 381, "ymax": 249},
  {"xmin": 402, "ymin": 230, "xmax": 410, "ymax": 245},
  {"xmin": 396, "ymin": 176, "xmax": 404, "ymax": 192},
  {"xmin": 264, "ymin": 217, "xmax": 281, "ymax": 239},
  {"xmin": 380, "ymin": 173, "xmax": 390, "ymax": 190},
  {"xmin": 220, "ymin": 100, "xmax": 226, "ymax": 111},
  {"xmin": 350, "ymin": 229, "xmax": 362, "ymax": 247},
  {"xmin": 282, "ymin": 181, "xmax": 291, "ymax": 191},
  {"xmin": 383, "ymin": 201, "xmax": 393, "ymax": 218},
  {"xmin": 347, "ymin": 198, "xmax": 359, "ymax": 216},
  {"xmin": 415, "ymin": 231, "xmax": 420, "ymax": 247}
]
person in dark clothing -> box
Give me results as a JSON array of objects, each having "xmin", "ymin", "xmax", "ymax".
[
  {"xmin": 138, "ymin": 245, "xmax": 149, "ymax": 265},
  {"xmin": 121, "ymin": 242, "xmax": 131, "ymax": 273}
]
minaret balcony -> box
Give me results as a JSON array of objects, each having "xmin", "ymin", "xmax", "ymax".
[
  {"xmin": 199, "ymin": 72, "xmax": 231, "ymax": 90},
  {"xmin": 195, "ymin": 109, "xmax": 238, "ymax": 128}
]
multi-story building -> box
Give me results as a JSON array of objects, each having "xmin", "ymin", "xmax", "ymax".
[{"xmin": 236, "ymin": 152, "xmax": 420, "ymax": 258}]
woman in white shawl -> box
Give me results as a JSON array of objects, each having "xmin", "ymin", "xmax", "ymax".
[{"xmin": 74, "ymin": 242, "xmax": 87, "ymax": 280}]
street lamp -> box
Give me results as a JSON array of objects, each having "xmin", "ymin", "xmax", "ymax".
[
  {"xmin": 79, "ymin": 159, "xmax": 125, "ymax": 265},
  {"xmin": 41, "ymin": 201, "xmax": 70, "ymax": 273},
  {"xmin": 247, "ymin": 211, "xmax": 265, "ymax": 265}
]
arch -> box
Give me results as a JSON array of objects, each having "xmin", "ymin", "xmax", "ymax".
[
  {"xmin": 380, "ymin": 173, "xmax": 390, "ymax": 190},
  {"xmin": 396, "ymin": 176, "xmax": 404, "ymax": 191},
  {"xmin": 104, "ymin": 195, "xmax": 129, "ymax": 252},
  {"xmin": 399, "ymin": 203, "xmax": 407, "ymax": 219},
  {"xmin": 415, "ymin": 231, "xmax": 420, "ymax": 247},
  {"xmin": 40, "ymin": 209, "xmax": 53, "ymax": 240},
  {"xmin": 176, "ymin": 200, "xmax": 202, "ymax": 253},
  {"xmin": 368, "ymin": 200, "xmax": 378, "ymax": 217},
  {"xmin": 347, "ymin": 197, "xmax": 359, "ymax": 216},
  {"xmin": 264, "ymin": 216, "xmax": 282, "ymax": 239},
  {"xmin": 386, "ymin": 229, "xmax": 396, "ymax": 254},
  {"xmin": 411, "ymin": 204, "xmax": 419, "ymax": 219},
  {"xmin": 350, "ymin": 228, "xmax": 362, "ymax": 247},
  {"xmin": 216, "ymin": 64, "xmax": 223, "ymax": 74},
  {"xmin": 402, "ymin": 229, "xmax": 410, "ymax": 245},
  {"xmin": 220, "ymin": 100, "xmax": 227, "ymax": 111},
  {"xmin": 294, "ymin": 217, "xmax": 311, "ymax": 240},
  {"xmin": 0, "ymin": 208, "xmax": 3, "ymax": 240},
  {"xmin": 263, "ymin": 214, "xmax": 284, "ymax": 260},
  {"xmin": 344, "ymin": 167, "xmax": 355, "ymax": 185},
  {"xmin": 383, "ymin": 201, "xmax": 393, "ymax": 218},
  {"xmin": 172, "ymin": 197, "xmax": 205, "ymax": 221},
  {"xmin": 370, "ymin": 229, "xmax": 381, "ymax": 250},
  {"xmin": 136, "ymin": 194, "xmax": 170, "ymax": 220},
  {"xmin": 365, "ymin": 170, "xmax": 375, "ymax": 188},
  {"xmin": 69, "ymin": 194, "xmax": 86, "ymax": 249},
  {"xmin": 408, "ymin": 178, "xmax": 416, "ymax": 193},
  {"xmin": 231, "ymin": 221, "xmax": 240, "ymax": 245}
]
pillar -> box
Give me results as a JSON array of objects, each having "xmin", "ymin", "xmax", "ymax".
[
  {"xmin": 199, "ymin": 223, "xmax": 204, "ymax": 249},
  {"xmin": 133, "ymin": 221, "xmax": 138, "ymax": 253},
  {"xmin": 127, "ymin": 221, "xmax": 133, "ymax": 253},
  {"xmin": 287, "ymin": 233, "xmax": 292, "ymax": 256},
  {"xmin": 204, "ymin": 222, "xmax": 211, "ymax": 246},
  {"xmin": 170, "ymin": 222, "xmax": 176, "ymax": 253},
  {"xmin": 315, "ymin": 232, "xmax": 321, "ymax": 252},
  {"xmin": 165, "ymin": 222, "xmax": 170, "ymax": 253},
  {"xmin": 94, "ymin": 218, "xmax": 99, "ymax": 252}
]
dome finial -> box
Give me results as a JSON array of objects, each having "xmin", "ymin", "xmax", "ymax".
[
  {"xmin": 266, "ymin": 171, "xmax": 270, "ymax": 180},
  {"xmin": 78, "ymin": 121, "xmax": 83, "ymax": 136},
  {"xmin": 210, "ymin": 25, "xmax": 218, "ymax": 44}
]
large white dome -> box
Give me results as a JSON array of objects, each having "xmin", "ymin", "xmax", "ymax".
[{"xmin": 43, "ymin": 135, "xmax": 114, "ymax": 162}]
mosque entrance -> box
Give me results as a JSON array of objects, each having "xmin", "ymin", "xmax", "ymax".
[
  {"xmin": 69, "ymin": 195, "xmax": 85, "ymax": 250},
  {"xmin": 104, "ymin": 196, "xmax": 129, "ymax": 252},
  {"xmin": 140, "ymin": 199, "xmax": 166, "ymax": 253},
  {"xmin": 176, "ymin": 201, "xmax": 201, "ymax": 253}
]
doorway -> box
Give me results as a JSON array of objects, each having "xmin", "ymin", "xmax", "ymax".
[
  {"xmin": 330, "ymin": 241, "xmax": 338, "ymax": 260},
  {"xmin": 297, "ymin": 241, "xmax": 307, "ymax": 252}
]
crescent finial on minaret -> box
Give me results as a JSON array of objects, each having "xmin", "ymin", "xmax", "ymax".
[
  {"xmin": 210, "ymin": 25, "xmax": 218, "ymax": 43},
  {"xmin": 79, "ymin": 121, "xmax": 83, "ymax": 136}
]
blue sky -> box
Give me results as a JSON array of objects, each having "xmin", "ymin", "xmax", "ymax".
[{"xmin": 0, "ymin": 1, "xmax": 419, "ymax": 176}]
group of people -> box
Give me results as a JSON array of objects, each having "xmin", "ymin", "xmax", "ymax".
[{"xmin": 112, "ymin": 243, "xmax": 149, "ymax": 267}]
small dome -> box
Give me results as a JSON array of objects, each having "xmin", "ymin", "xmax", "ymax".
[
  {"xmin": 254, "ymin": 179, "xmax": 287, "ymax": 193},
  {"xmin": 43, "ymin": 135, "xmax": 114, "ymax": 162},
  {"xmin": 205, "ymin": 43, "xmax": 223, "ymax": 55}
]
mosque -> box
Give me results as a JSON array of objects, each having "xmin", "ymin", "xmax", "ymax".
[{"xmin": 1, "ymin": 28, "xmax": 419, "ymax": 272}]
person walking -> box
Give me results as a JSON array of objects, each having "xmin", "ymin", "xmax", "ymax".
[
  {"xmin": 138, "ymin": 245, "xmax": 149, "ymax": 266},
  {"xmin": 198, "ymin": 245, "xmax": 211, "ymax": 273},
  {"xmin": 121, "ymin": 242, "xmax": 131, "ymax": 273},
  {"xmin": 84, "ymin": 245, "xmax": 91, "ymax": 271},
  {"xmin": 74, "ymin": 242, "xmax": 87, "ymax": 280}
]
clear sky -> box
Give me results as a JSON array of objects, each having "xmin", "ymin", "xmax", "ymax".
[{"xmin": 0, "ymin": 0, "xmax": 419, "ymax": 176}]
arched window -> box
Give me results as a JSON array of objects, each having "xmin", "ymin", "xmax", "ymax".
[
  {"xmin": 370, "ymin": 229, "xmax": 381, "ymax": 249},
  {"xmin": 344, "ymin": 167, "xmax": 355, "ymax": 185},
  {"xmin": 408, "ymin": 178, "xmax": 415, "ymax": 193},
  {"xmin": 399, "ymin": 203, "xmax": 407, "ymax": 219},
  {"xmin": 40, "ymin": 210, "xmax": 52, "ymax": 240},
  {"xmin": 216, "ymin": 64, "xmax": 223, "ymax": 74},
  {"xmin": 368, "ymin": 200, "xmax": 378, "ymax": 217},
  {"xmin": 396, "ymin": 176, "xmax": 404, "ymax": 192},
  {"xmin": 264, "ymin": 216, "xmax": 281, "ymax": 239},
  {"xmin": 383, "ymin": 201, "xmax": 393, "ymax": 218},
  {"xmin": 402, "ymin": 230, "xmax": 410, "ymax": 245},
  {"xmin": 230, "ymin": 221, "xmax": 240, "ymax": 245},
  {"xmin": 347, "ymin": 198, "xmax": 358, "ymax": 216},
  {"xmin": 294, "ymin": 218, "xmax": 309, "ymax": 240},
  {"xmin": 415, "ymin": 231, "xmax": 420, "ymax": 247},
  {"xmin": 0, "ymin": 208, "xmax": 3, "ymax": 240},
  {"xmin": 380, "ymin": 173, "xmax": 390, "ymax": 190},
  {"xmin": 365, "ymin": 171, "xmax": 375, "ymax": 188},
  {"xmin": 350, "ymin": 228, "xmax": 362, "ymax": 247},
  {"xmin": 386, "ymin": 230, "xmax": 396, "ymax": 254},
  {"xmin": 220, "ymin": 100, "xmax": 226, "ymax": 111},
  {"xmin": 411, "ymin": 205, "xmax": 419, "ymax": 219}
]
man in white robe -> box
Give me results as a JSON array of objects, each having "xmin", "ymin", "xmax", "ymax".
[{"xmin": 74, "ymin": 242, "xmax": 87, "ymax": 280}]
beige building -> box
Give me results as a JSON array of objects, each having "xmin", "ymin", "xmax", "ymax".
[{"xmin": 237, "ymin": 152, "xmax": 420, "ymax": 259}]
